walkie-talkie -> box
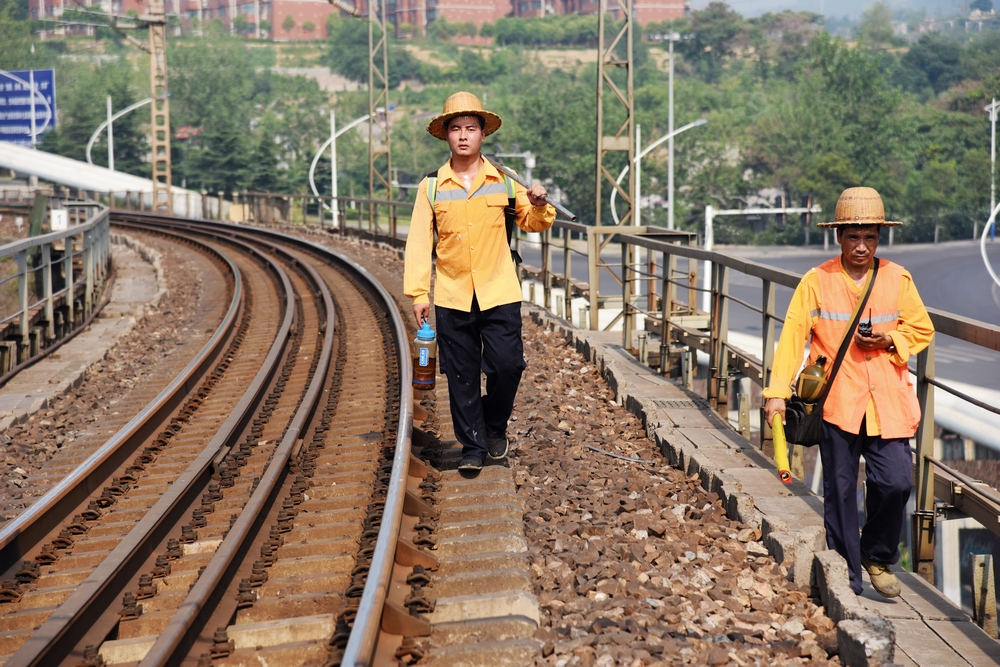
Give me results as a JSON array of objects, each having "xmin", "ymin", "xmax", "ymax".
[{"xmin": 858, "ymin": 308, "xmax": 873, "ymax": 337}]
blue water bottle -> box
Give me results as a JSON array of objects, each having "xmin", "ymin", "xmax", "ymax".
[{"xmin": 412, "ymin": 321, "xmax": 437, "ymax": 390}]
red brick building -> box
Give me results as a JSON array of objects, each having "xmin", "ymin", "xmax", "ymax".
[{"xmin": 28, "ymin": 0, "xmax": 684, "ymax": 41}]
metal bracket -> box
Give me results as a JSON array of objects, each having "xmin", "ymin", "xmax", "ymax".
[
  {"xmin": 381, "ymin": 599, "xmax": 431, "ymax": 636},
  {"xmin": 395, "ymin": 537, "xmax": 439, "ymax": 569},
  {"xmin": 403, "ymin": 489, "xmax": 439, "ymax": 520}
]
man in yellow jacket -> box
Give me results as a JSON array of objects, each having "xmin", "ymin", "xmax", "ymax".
[
  {"xmin": 404, "ymin": 92, "xmax": 555, "ymax": 472},
  {"xmin": 763, "ymin": 187, "xmax": 934, "ymax": 598}
]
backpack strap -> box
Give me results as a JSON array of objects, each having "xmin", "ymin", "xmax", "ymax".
[{"xmin": 426, "ymin": 169, "xmax": 439, "ymax": 239}]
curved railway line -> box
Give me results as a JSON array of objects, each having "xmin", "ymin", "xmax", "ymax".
[{"xmin": 0, "ymin": 214, "xmax": 423, "ymax": 667}]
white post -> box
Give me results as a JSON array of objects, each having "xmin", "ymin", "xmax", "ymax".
[
  {"xmin": 635, "ymin": 124, "xmax": 641, "ymax": 225},
  {"xmin": 988, "ymin": 98, "xmax": 998, "ymax": 241},
  {"xmin": 106, "ymin": 95, "xmax": 115, "ymax": 172},
  {"xmin": 702, "ymin": 204, "xmax": 713, "ymax": 312},
  {"xmin": 635, "ymin": 124, "xmax": 642, "ymax": 297},
  {"xmin": 331, "ymin": 110, "xmax": 339, "ymax": 226},
  {"xmin": 29, "ymin": 70, "xmax": 37, "ymax": 147},
  {"xmin": 667, "ymin": 34, "xmax": 675, "ymax": 230}
]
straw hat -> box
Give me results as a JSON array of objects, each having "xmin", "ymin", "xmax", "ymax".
[
  {"xmin": 426, "ymin": 91, "xmax": 502, "ymax": 141},
  {"xmin": 817, "ymin": 187, "xmax": 903, "ymax": 228}
]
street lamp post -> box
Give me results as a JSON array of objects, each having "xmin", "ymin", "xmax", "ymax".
[
  {"xmin": 86, "ymin": 97, "xmax": 153, "ymax": 168},
  {"xmin": 309, "ymin": 111, "xmax": 373, "ymax": 226},
  {"xmin": 609, "ymin": 118, "xmax": 707, "ymax": 225},
  {"xmin": 106, "ymin": 95, "xmax": 114, "ymax": 172},
  {"xmin": 668, "ymin": 31, "xmax": 679, "ymax": 230},
  {"xmin": 986, "ymin": 98, "xmax": 999, "ymax": 241}
]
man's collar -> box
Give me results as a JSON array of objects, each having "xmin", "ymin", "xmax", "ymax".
[{"xmin": 439, "ymin": 155, "xmax": 501, "ymax": 186}]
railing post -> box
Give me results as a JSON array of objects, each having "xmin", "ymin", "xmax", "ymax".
[
  {"xmin": 42, "ymin": 244, "xmax": 54, "ymax": 341},
  {"xmin": 659, "ymin": 247, "xmax": 672, "ymax": 376},
  {"xmin": 972, "ymin": 554, "xmax": 998, "ymax": 638},
  {"xmin": 17, "ymin": 250, "xmax": 29, "ymax": 358},
  {"xmin": 542, "ymin": 228, "xmax": 551, "ymax": 311},
  {"xmin": 563, "ymin": 228, "xmax": 572, "ymax": 319},
  {"xmin": 914, "ymin": 341, "xmax": 936, "ymax": 584},
  {"xmin": 83, "ymin": 230, "xmax": 94, "ymax": 318},
  {"xmin": 622, "ymin": 239, "xmax": 633, "ymax": 349},
  {"xmin": 587, "ymin": 229, "xmax": 599, "ymax": 330},
  {"xmin": 760, "ymin": 279, "xmax": 776, "ymax": 448},
  {"xmin": 708, "ymin": 262, "xmax": 730, "ymax": 414}
]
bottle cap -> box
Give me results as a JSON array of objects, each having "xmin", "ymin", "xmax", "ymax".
[{"xmin": 417, "ymin": 321, "xmax": 435, "ymax": 340}]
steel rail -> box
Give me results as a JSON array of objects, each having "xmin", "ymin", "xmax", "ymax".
[
  {"xmin": 134, "ymin": 225, "xmax": 337, "ymax": 666},
  {"xmin": 3, "ymin": 228, "xmax": 296, "ymax": 667},
  {"xmin": 179, "ymin": 218, "xmax": 415, "ymax": 667},
  {"xmin": 0, "ymin": 224, "xmax": 241, "ymax": 574}
]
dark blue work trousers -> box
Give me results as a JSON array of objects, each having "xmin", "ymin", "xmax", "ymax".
[
  {"xmin": 435, "ymin": 297, "xmax": 526, "ymax": 460},
  {"xmin": 820, "ymin": 419, "xmax": 912, "ymax": 595}
]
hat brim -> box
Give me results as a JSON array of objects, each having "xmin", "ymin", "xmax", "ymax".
[
  {"xmin": 817, "ymin": 219, "xmax": 904, "ymax": 228},
  {"xmin": 427, "ymin": 110, "xmax": 502, "ymax": 141}
]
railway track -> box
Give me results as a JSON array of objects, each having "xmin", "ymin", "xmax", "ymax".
[{"xmin": 0, "ymin": 215, "xmax": 420, "ymax": 667}]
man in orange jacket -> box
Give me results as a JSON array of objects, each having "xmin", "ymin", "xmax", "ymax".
[
  {"xmin": 763, "ymin": 187, "xmax": 934, "ymax": 598},
  {"xmin": 404, "ymin": 92, "xmax": 555, "ymax": 473}
]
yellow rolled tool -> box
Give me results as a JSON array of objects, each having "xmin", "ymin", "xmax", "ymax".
[{"xmin": 771, "ymin": 413, "xmax": 793, "ymax": 484}]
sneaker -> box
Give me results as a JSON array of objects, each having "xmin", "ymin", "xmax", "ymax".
[
  {"xmin": 861, "ymin": 552, "xmax": 901, "ymax": 598},
  {"xmin": 487, "ymin": 435, "xmax": 509, "ymax": 460},
  {"xmin": 458, "ymin": 455, "xmax": 483, "ymax": 471}
]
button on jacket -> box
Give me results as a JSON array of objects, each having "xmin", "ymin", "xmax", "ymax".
[
  {"xmin": 404, "ymin": 158, "xmax": 555, "ymax": 312},
  {"xmin": 762, "ymin": 257, "xmax": 934, "ymax": 438}
]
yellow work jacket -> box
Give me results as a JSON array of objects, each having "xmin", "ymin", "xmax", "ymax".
[
  {"xmin": 404, "ymin": 157, "xmax": 555, "ymax": 312},
  {"xmin": 763, "ymin": 257, "xmax": 934, "ymax": 438}
]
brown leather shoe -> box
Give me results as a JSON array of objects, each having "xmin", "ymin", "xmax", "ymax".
[{"xmin": 861, "ymin": 552, "xmax": 901, "ymax": 598}]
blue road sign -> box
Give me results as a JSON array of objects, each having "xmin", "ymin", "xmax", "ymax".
[{"xmin": 0, "ymin": 69, "xmax": 57, "ymax": 147}]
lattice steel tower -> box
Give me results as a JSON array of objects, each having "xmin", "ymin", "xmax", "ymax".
[
  {"xmin": 594, "ymin": 0, "xmax": 634, "ymax": 228},
  {"xmin": 368, "ymin": 0, "xmax": 392, "ymax": 218},
  {"xmin": 148, "ymin": 0, "xmax": 172, "ymax": 214}
]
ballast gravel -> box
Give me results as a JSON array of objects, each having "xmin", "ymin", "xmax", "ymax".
[{"xmin": 510, "ymin": 319, "xmax": 840, "ymax": 667}]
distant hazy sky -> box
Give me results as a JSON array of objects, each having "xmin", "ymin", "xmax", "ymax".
[{"xmin": 691, "ymin": 0, "xmax": 966, "ymax": 19}]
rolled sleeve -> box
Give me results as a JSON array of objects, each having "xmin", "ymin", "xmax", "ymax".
[
  {"xmin": 403, "ymin": 179, "xmax": 434, "ymax": 305},
  {"xmin": 886, "ymin": 271, "xmax": 934, "ymax": 366},
  {"xmin": 515, "ymin": 184, "xmax": 555, "ymax": 233},
  {"xmin": 762, "ymin": 271, "xmax": 820, "ymax": 401}
]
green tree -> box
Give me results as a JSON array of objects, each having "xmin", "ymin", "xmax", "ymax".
[
  {"xmin": 910, "ymin": 159, "xmax": 958, "ymax": 243},
  {"xmin": 247, "ymin": 131, "xmax": 283, "ymax": 192},
  {"xmin": 302, "ymin": 20, "xmax": 315, "ymax": 33},
  {"xmin": 0, "ymin": 2, "xmax": 45, "ymax": 70},
  {"xmin": 971, "ymin": 0, "xmax": 993, "ymax": 12},
  {"xmin": 679, "ymin": 2, "xmax": 748, "ymax": 83},
  {"xmin": 795, "ymin": 154, "xmax": 861, "ymax": 222},
  {"xmin": 39, "ymin": 61, "xmax": 147, "ymax": 178},
  {"xmin": 324, "ymin": 16, "xmax": 422, "ymax": 87},
  {"xmin": 282, "ymin": 15, "xmax": 295, "ymax": 32},
  {"xmin": 856, "ymin": 2, "xmax": 895, "ymax": 49},
  {"xmin": 192, "ymin": 121, "xmax": 251, "ymax": 194},
  {"xmin": 957, "ymin": 148, "xmax": 991, "ymax": 237},
  {"xmin": 898, "ymin": 33, "xmax": 966, "ymax": 96}
]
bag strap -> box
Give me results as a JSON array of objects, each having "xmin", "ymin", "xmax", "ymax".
[{"xmin": 813, "ymin": 257, "xmax": 880, "ymax": 409}]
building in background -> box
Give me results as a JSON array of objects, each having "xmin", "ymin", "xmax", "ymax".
[{"xmin": 27, "ymin": 0, "xmax": 686, "ymax": 40}]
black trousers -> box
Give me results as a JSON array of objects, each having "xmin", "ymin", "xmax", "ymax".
[
  {"xmin": 820, "ymin": 419, "xmax": 912, "ymax": 595},
  {"xmin": 435, "ymin": 297, "xmax": 526, "ymax": 460}
]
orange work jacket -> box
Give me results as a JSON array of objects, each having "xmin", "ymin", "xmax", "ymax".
[{"xmin": 811, "ymin": 257, "xmax": 921, "ymax": 439}]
